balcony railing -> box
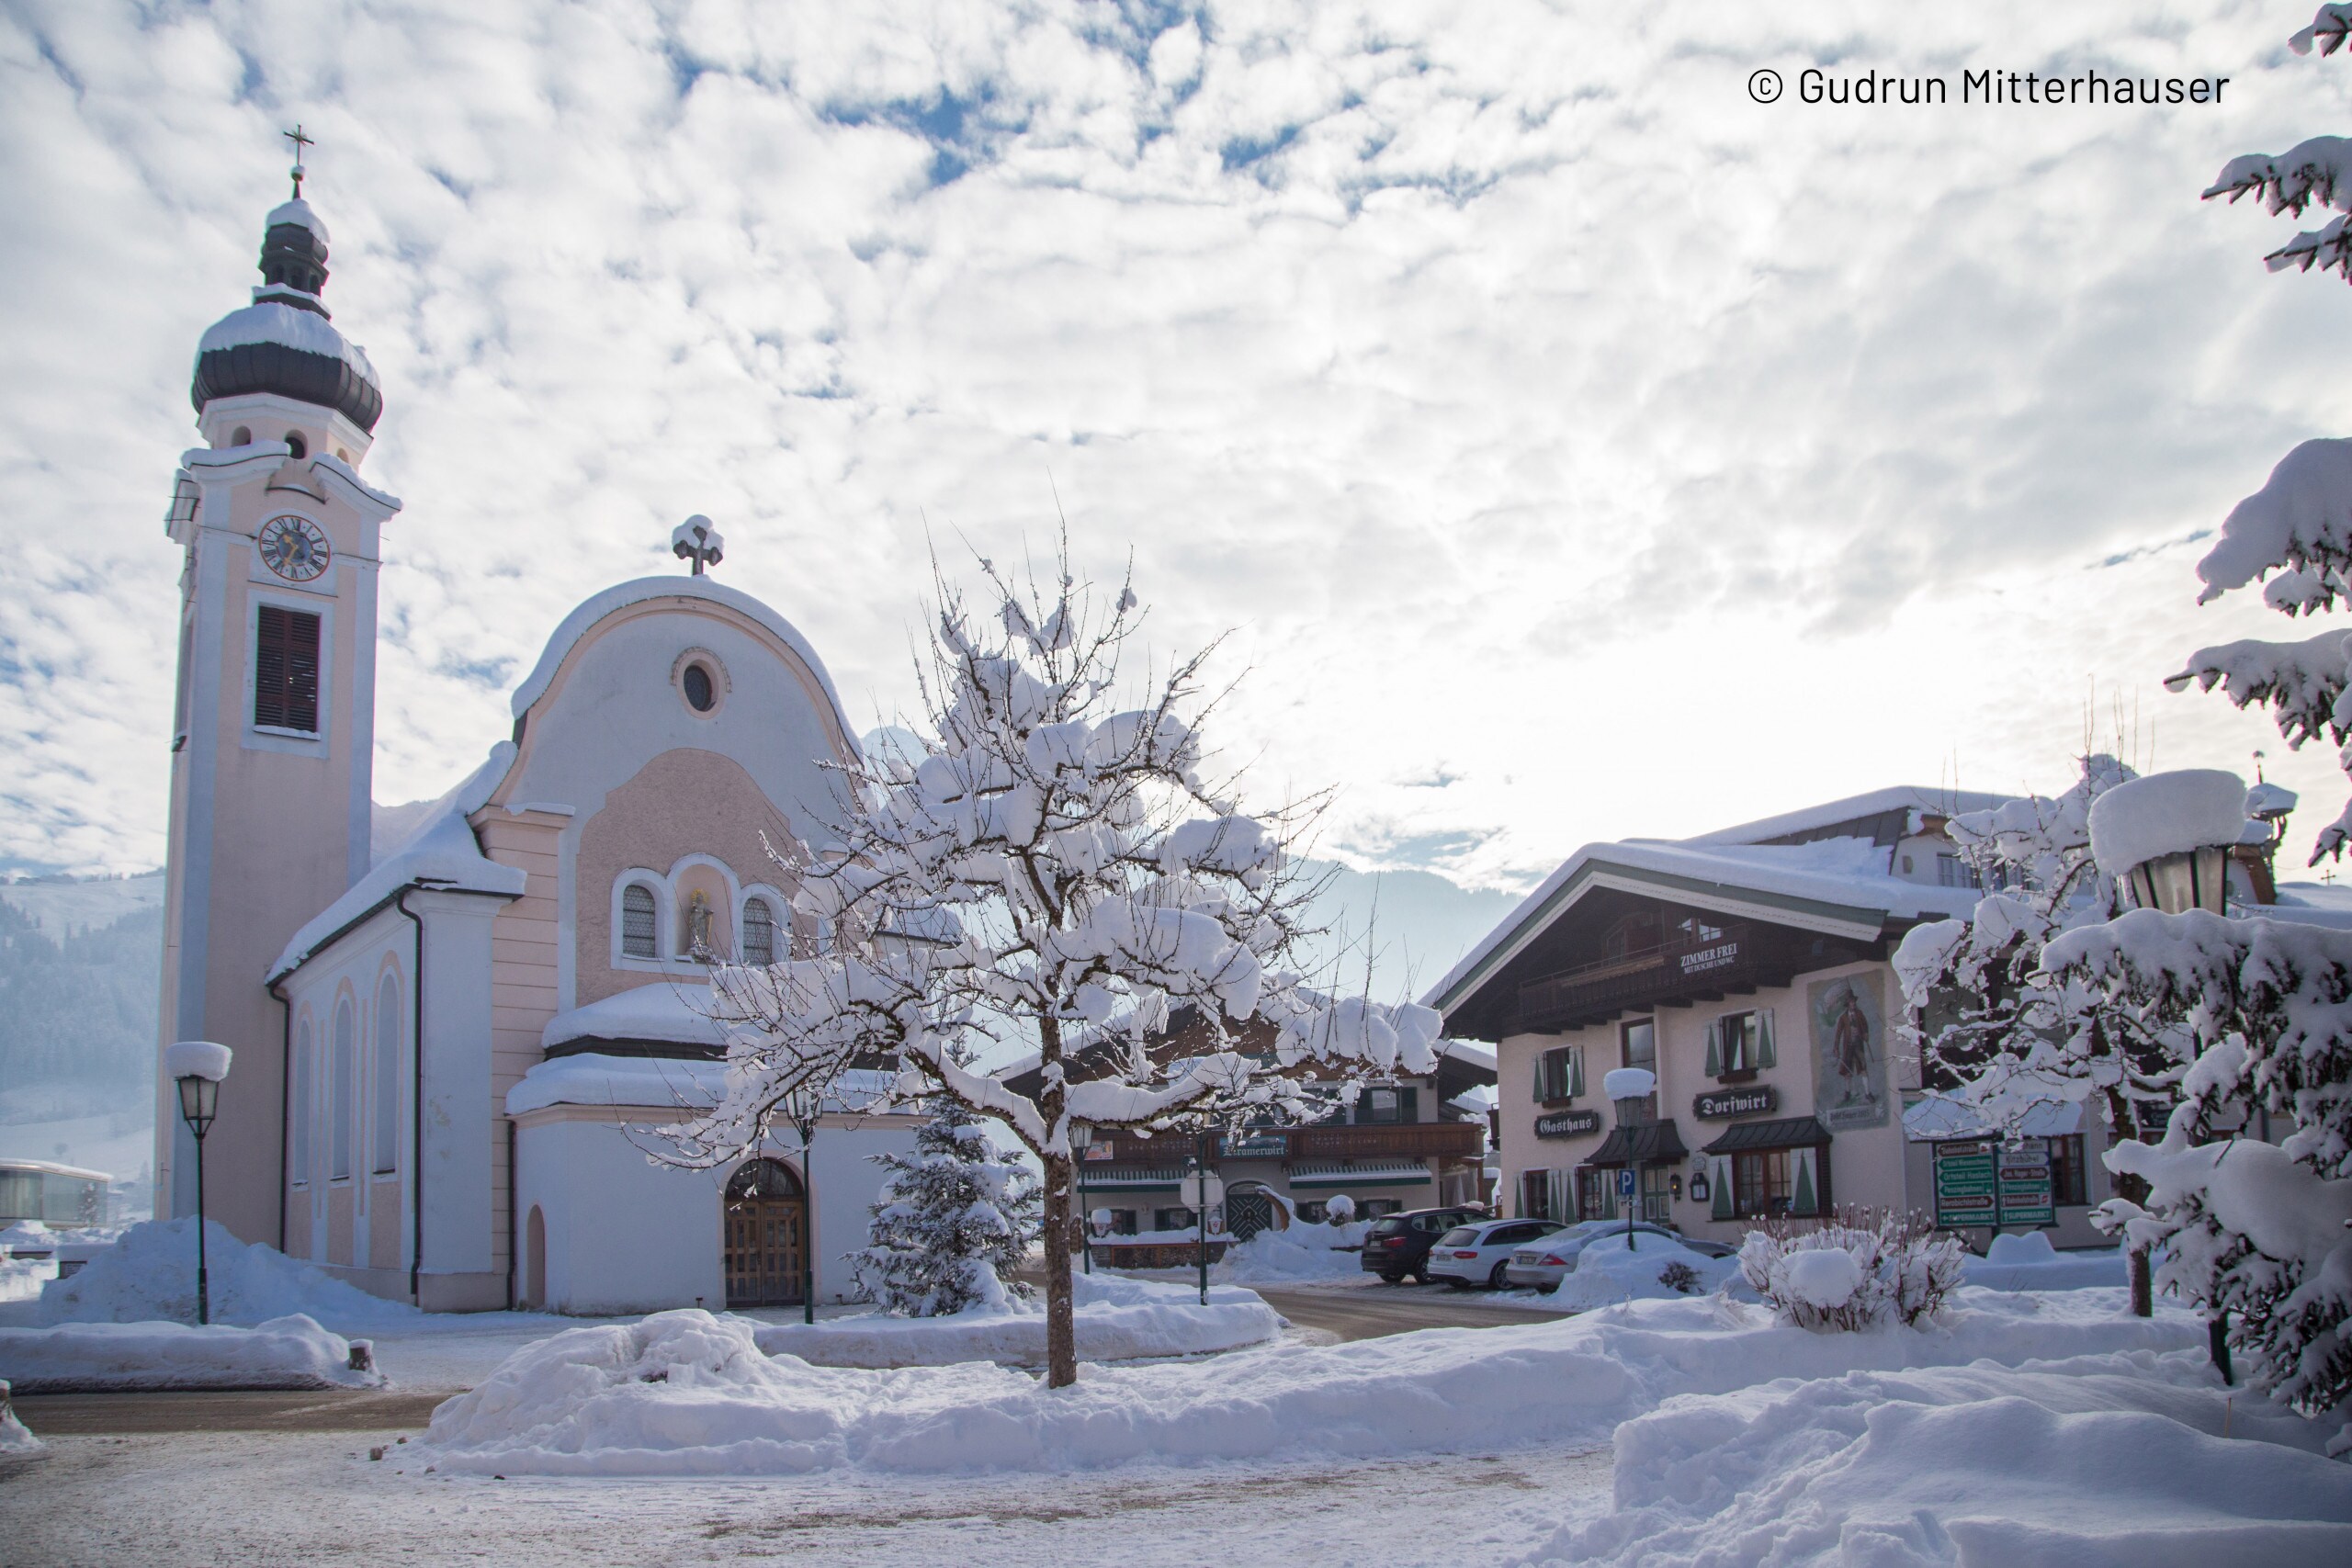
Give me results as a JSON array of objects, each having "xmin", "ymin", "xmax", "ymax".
[
  {"xmin": 1095, "ymin": 1120, "xmax": 1484, "ymax": 1167},
  {"xmin": 1518, "ymin": 921, "xmax": 1756, "ymax": 1029}
]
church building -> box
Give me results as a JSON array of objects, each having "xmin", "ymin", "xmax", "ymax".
[{"xmin": 153, "ymin": 175, "xmax": 920, "ymax": 1314}]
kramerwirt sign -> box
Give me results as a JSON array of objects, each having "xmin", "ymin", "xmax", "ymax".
[
  {"xmin": 1533, "ymin": 1109, "xmax": 1603, "ymax": 1139},
  {"xmin": 1693, "ymin": 1086, "xmax": 1778, "ymax": 1120}
]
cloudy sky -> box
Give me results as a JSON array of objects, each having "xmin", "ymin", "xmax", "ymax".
[{"xmin": 4, "ymin": 0, "xmax": 2349, "ymax": 894}]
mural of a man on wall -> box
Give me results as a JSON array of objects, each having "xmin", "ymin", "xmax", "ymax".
[{"xmin": 1810, "ymin": 972, "xmax": 1890, "ymax": 1130}]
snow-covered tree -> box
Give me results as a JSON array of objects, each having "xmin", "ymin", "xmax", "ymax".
[
  {"xmin": 655, "ymin": 547, "xmax": 1440, "ymax": 1386},
  {"xmin": 852, "ymin": 1097, "xmax": 1040, "ymax": 1317},
  {"xmin": 2201, "ymin": 6, "xmax": 2352, "ymax": 284},
  {"xmin": 1893, "ymin": 755, "xmax": 2190, "ymax": 1314}
]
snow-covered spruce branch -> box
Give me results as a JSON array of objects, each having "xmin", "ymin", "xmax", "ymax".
[
  {"xmin": 2169, "ymin": 441, "xmax": 2352, "ymax": 862},
  {"xmin": 2201, "ymin": 10, "xmax": 2352, "ymax": 282},
  {"xmin": 648, "ymin": 547, "xmax": 1439, "ymax": 1386}
]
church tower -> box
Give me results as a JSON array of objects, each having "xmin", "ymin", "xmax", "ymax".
[{"xmin": 156, "ymin": 146, "xmax": 401, "ymax": 1243}]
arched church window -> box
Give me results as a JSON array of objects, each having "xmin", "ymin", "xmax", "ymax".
[
  {"xmin": 284, "ymin": 431, "xmax": 307, "ymax": 459},
  {"xmin": 290, "ymin": 1021, "xmax": 313, "ymax": 1185},
  {"xmin": 682, "ymin": 662, "xmax": 716, "ymax": 712},
  {"xmin": 741, "ymin": 898, "xmax": 775, "ymax": 964},
  {"xmin": 331, "ymin": 999, "xmax": 355, "ymax": 1180},
  {"xmin": 621, "ymin": 883, "xmax": 659, "ymax": 959},
  {"xmin": 372, "ymin": 975, "xmax": 401, "ymax": 1175}
]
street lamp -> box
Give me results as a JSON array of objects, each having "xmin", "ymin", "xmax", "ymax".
[
  {"xmin": 1069, "ymin": 1120, "xmax": 1095, "ymax": 1275},
  {"xmin": 1603, "ymin": 1067, "xmax": 1657, "ymax": 1253},
  {"xmin": 164, "ymin": 1041, "xmax": 232, "ymax": 1325},
  {"xmin": 2087, "ymin": 769, "xmax": 2248, "ymax": 916},
  {"xmin": 780, "ymin": 1081, "xmax": 823, "ymax": 1326}
]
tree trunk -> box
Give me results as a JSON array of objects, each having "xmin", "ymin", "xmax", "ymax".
[
  {"xmin": 2102, "ymin": 1088, "xmax": 2154, "ymax": 1319},
  {"xmin": 1042, "ymin": 1150, "xmax": 1077, "ymax": 1389},
  {"xmin": 2128, "ymin": 1243, "xmax": 2154, "ymax": 1318}
]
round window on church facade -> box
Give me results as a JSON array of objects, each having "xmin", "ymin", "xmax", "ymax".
[{"xmin": 682, "ymin": 662, "xmax": 715, "ymax": 712}]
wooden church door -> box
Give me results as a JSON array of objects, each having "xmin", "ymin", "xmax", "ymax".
[{"xmin": 723, "ymin": 1158, "xmax": 807, "ymax": 1307}]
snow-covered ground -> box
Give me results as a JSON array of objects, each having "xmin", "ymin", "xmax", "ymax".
[
  {"xmin": 754, "ymin": 1271, "xmax": 1280, "ymax": 1367},
  {"xmin": 1210, "ymin": 1218, "xmax": 1367, "ymax": 1284},
  {"xmin": 0, "ymin": 1314, "xmax": 385, "ymax": 1393}
]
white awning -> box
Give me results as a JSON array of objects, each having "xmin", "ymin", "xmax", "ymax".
[{"xmin": 1287, "ymin": 1165, "xmax": 1433, "ymax": 1189}]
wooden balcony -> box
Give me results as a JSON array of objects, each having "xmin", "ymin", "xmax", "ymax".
[{"xmin": 1517, "ymin": 921, "xmax": 1758, "ymax": 1031}]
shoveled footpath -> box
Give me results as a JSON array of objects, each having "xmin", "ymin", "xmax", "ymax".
[{"xmin": 11, "ymin": 1285, "xmax": 1556, "ymax": 1434}]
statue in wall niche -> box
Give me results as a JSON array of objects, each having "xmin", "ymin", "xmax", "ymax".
[{"xmin": 685, "ymin": 890, "xmax": 713, "ymax": 956}]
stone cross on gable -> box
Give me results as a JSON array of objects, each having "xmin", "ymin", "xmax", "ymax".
[{"xmin": 672, "ymin": 514, "xmax": 725, "ymax": 576}]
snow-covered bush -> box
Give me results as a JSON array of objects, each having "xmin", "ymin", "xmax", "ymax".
[
  {"xmin": 852, "ymin": 1098, "xmax": 1040, "ymax": 1317},
  {"xmin": 1323, "ymin": 1193, "xmax": 1355, "ymax": 1224},
  {"xmin": 1738, "ymin": 1209, "xmax": 1966, "ymax": 1331},
  {"xmin": 1657, "ymin": 1259, "xmax": 1700, "ymax": 1295}
]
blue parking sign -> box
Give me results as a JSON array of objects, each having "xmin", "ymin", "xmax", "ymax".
[{"xmin": 1617, "ymin": 1168, "xmax": 1637, "ymax": 1198}]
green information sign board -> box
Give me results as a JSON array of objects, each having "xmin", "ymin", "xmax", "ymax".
[
  {"xmin": 1933, "ymin": 1139, "xmax": 1998, "ymax": 1228},
  {"xmin": 1934, "ymin": 1137, "xmax": 2054, "ymax": 1229}
]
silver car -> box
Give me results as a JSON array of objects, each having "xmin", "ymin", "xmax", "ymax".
[{"xmin": 1503, "ymin": 1219, "xmax": 1686, "ymax": 1292}]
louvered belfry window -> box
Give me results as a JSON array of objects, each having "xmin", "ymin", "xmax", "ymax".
[{"xmin": 254, "ymin": 604, "xmax": 322, "ymax": 732}]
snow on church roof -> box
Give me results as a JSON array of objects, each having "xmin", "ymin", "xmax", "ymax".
[
  {"xmin": 197, "ymin": 299, "xmax": 378, "ymax": 385},
  {"xmin": 506, "ymin": 1051, "xmax": 897, "ymax": 1116},
  {"xmin": 506, "ymin": 575, "xmax": 856, "ymax": 744},
  {"xmin": 541, "ymin": 983, "xmax": 731, "ymax": 1055},
  {"xmin": 267, "ymin": 744, "xmax": 526, "ymax": 981}
]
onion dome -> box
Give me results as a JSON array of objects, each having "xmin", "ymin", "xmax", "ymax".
[{"xmin": 189, "ymin": 198, "xmax": 383, "ymax": 433}]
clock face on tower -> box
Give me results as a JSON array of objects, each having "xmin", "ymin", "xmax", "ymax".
[{"xmin": 258, "ymin": 514, "xmax": 332, "ymax": 582}]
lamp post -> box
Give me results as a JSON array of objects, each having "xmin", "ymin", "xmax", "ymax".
[
  {"xmin": 1603, "ymin": 1067, "xmax": 1657, "ymax": 1253},
  {"xmin": 164, "ymin": 1041, "xmax": 232, "ymax": 1325},
  {"xmin": 781, "ymin": 1082, "xmax": 822, "ymax": 1326},
  {"xmin": 2087, "ymin": 768, "xmax": 2247, "ymax": 1341},
  {"xmin": 1070, "ymin": 1120, "xmax": 1095, "ymax": 1274}
]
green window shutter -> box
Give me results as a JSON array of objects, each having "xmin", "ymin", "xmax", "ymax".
[
  {"xmin": 1703, "ymin": 1020, "xmax": 1722, "ymax": 1077},
  {"xmin": 1758, "ymin": 1008, "xmax": 1777, "ymax": 1068},
  {"xmin": 1532, "ymin": 1056, "xmax": 1547, "ymax": 1104},
  {"xmin": 1792, "ymin": 1147, "xmax": 1818, "ymax": 1215},
  {"xmin": 1709, "ymin": 1156, "xmax": 1735, "ymax": 1220}
]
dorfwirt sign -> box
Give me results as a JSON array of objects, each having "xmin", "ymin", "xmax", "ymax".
[
  {"xmin": 1534, "ymin": 1109, "xmax": 1603, "ymax": 1139},
  {"xmin": 1693, "ymin": 1085, "xmax": 1778, "ymax": 1120}
]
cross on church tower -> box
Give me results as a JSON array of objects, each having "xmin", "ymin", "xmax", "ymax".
[
  {"xmin": 672, "ymin": 514, "xmax": 726, "ymax": 576},
  {"xmin": 283, "ymin": 125, "xmax": 314, "ymax": 197}
]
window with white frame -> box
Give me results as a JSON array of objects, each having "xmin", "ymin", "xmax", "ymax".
[
  {"xmin": 372, "ymin": 974, "xmax": 400, "ymax": 1175},
  {"xmin": 1535, "ymin": 1044, "xmax": 1584, "ymax": 1102},
  {"xmin": 741, "ymin": 897, "xmax": 776, "ymax": 964},
  {"xmin": 621, "ymin": 882, "xmax": 659, "ymax": 960},
  {"xmin": 331, "ymin": 999, "xmax": 355, "ymax": 1180},
  {"xmin": 1706, "ymin": 1009, "xmax": 1776, "ymax": 1079},
  {"xmin": 290, "ymin": 1020, "xmax": 313, "ymax": 1185}
]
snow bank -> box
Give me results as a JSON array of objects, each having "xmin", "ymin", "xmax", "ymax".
[
  {"xmin": 0, "ymin": 1314, "xmax": 385, "ymax": 1393},
  {"xmin": 0, "ymin": 1388, "xmax": 40, "ymax": 1457},
  {"xmin": 751, "ymin": 1272, "xmax": 1280, "ymax": 1368},
  {"xmin": 1964, "ymin": 1232, "xmax": 2130, "ymax": 1292},
  {"xmin": 1213, "ymin": 1219, "xmax": 1366, "ymax": 1283},
  {"xmin": 0, "ymin": 1257, "xmax": 52, "ymax": 1303},
  {"xmin": 1549, "ymin": 1234, "xmax": 1742, "ymax": 1311},
  {"xmin": 1530, "ymin": 1349, "xmax": 2352, "ymax": 1566},
  {"xmin": 411, "ymin": 1285, "xmax": 2195, "ymax": 1478},
  {"xmin": 35, "ymin": 1218, "xmax": 420, "ymax": 1329}
]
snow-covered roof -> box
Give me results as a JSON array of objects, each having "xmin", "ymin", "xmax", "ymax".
[
  {"xmin": 505, "ymin": 1051, "xmax": 896, "ymax": 1116},
  {"xmin": 268, "ymin": 744, "xmax": 526, "ymax": 980},
  {"xmin": 1902, "ymin": 1095, "xmax": 2083, "ymax": 1142},
  {"xmin": 266, "ymin": 197, "xmax": 327, "ymax": 241},
  {"xmin": 197, "ymin": 300, "xmax": 377, "ymax": 385},
  {"xmin": 507, "ymin": 576, "xmax": 855, "ymax": 745},
  {"xmin": 1423, "ymin": 833, "xmax": 1984, "ymax": 1016},
  {"xmin": 1686, "ymin": 786, "xmax": 2017, "ymax": 847},
  {"xmin": 542, "ymin": 983, "xmax": 729, "ymax": 1054},
  {"xmin": 2249, "ymin": 883, "xmax": 2352, "ymax": 931}
]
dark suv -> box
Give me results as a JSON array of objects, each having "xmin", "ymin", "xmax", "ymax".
[{"xmin": 1359, "ymin": 1205, "xmax": 1487, "ymax": 1283}]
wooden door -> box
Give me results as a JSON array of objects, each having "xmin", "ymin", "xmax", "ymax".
[{"xmin": 724, "ymin": 1158, "xmax": 806, "ymax": 1307}]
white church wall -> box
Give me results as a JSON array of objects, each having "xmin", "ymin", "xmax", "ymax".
[{"xmin": 413, "ymin": 886, "xmax": 506, "ymax": 1311}]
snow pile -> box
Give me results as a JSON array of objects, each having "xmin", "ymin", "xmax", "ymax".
[
  {"xmin": 1530, "ymin": 1349, "xmax": 2352, "ymax": 1566},
  {"xmin": 1213, "ymin": 1219, "xmax": 1367, "ymax": 1283},
  {"xmin": 1780, "ymin": 1247, "xmax": 1862, "ymax": 1309},
  {"xmin": 752, "ymin": 1271, "xmax": 1279, "ymax": 1368},
  {"xmin": 1739, "ymin": 1212, "xmax": 1968, "ymax": 1331},
  {"xmin": 1548, "ymin": 1234, "xmax": 1741, "ymax": 1311},
  {"xmin": 1965, "ymin": 1232, "xmax": 2130, "ymax": 1292},
  {"xmin": 2085, "ymin": 769, "xmax": 2247, "ymax": 877},
  {"xmin": 0, "ymin": 1314, "xmax": 385, "ymax": 1393},
  {"xmin": 0, "ymin": 1220, "xmax": 60, "ymax": 1255},
  {"xmin": 0, "ymin": 1399, "xmax": 40, "ymax": 1456},
  {"xmin": 35, "ymin": 1218, "xmax": 419, "ymax": 1329},
  {"xmin": 411, "ymin": 1285, "xmax": 2189, "ymax": 1478},
  {"xmin": 0, "ymin": 1256, "xmax": 52, "ymax": 1303}
]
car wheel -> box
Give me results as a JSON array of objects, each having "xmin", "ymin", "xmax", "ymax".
[
  {"xmin": 1379, "ymin": 1274, "xmax": 1405, "ymax": 1285},
  {"xmin": 1487, "ymin": 1261, "xmax": 1510, "ymax": 1290}
]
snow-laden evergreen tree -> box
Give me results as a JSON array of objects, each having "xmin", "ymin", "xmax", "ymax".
[
  {"xmin": 852, "ymin": 1097, "xmax": 1041, "ymax": 1316},
  {"xmin": 1893, "ymin": 754, "xmax": 2191, "ymax": 1314},
  {"xmin": 2026, "ymin": 5, "xmax": 2352, "ymax": 1452},
  {"xmin": 654, "ymin": 545, "xmax": 1436, "ymax": 1387}
]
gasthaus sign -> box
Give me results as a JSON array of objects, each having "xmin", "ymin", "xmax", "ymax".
[{"xmin": 1534, "ymin": 1109, "xmax": 1603, "ymax": 1139}]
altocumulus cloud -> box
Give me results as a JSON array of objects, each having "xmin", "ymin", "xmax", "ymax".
[{"xmin": 2, "ymin": 0, "xmax": 2348, "ymax": 886}]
